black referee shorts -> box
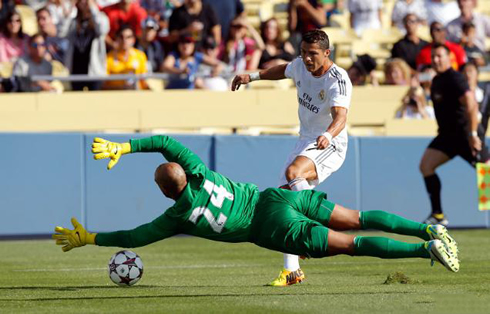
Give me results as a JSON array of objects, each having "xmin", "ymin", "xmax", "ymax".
[{"xmin": 428, "ymin": 133, "xmax": 489, "ymax": 166}]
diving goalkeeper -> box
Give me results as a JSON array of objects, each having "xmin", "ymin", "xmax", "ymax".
[{"xmin": 53, "ymin": 135, "xmax": 460, "ymax": 278}]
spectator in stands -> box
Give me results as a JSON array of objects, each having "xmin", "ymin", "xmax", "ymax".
[
  {"xmin": 168, "ymin": 0, "xmax": 220, "ymax": 50},
  {"xmin": 162, "ymin": 33, "xmax": 222, "ymax": 89},
  {"xmin": 64, "ymin": 0, "xmax": 109, "ymax": 91},
  {"xmin": 446, "ymin": 0, "xmax": 490, "ymax": 53},
  {"xmin": 417, "ymin": 64, "xmax": 436, "ymax": 105},
  {"xmin": 0, "ymin": 11, "xmax": 28, "ymax": 63},
  {"xmin": 348, "ymin": 0, "xmax": 382, "ymax": 36},
  {"xmin": 391, "ymin": 0, "xmax": 427, "ymax": 31},
  {"xmin": 384, "ymin": 58, "xmax": 412, "ymax": 86},
  {"xmin": 391, "ymin": 13, "xmax": 428, "ymax": 70},
  {"xmin": 12, "ymin": 33, "xmax": 55, "ymax": 92},
  {"xmin": 36, "ymin": 7, "xmax": 69, "ymax": 64},
  {"xmin": 259, "ymin": 17, "xmax": 295, "ymax": 70},
  {"xmin": 396, "ymin": 86, "xmax": 435, "ymax": 119},
  {"xmin": 347, "ymin": 54, "xmax": 377, "ymax": 86},
  {"xmin": 324, "ymin": 0, "xmax": 344, "ymax": 26},
  {"xmin": 461, "ymin": 21, "xmax": 487, "ymax": 66},
  {"xmin": 0, "ymin": 0, "xmax": 15, "ymax": 27},
  {"xmin": 140, "ymin": 0, "xmax": 182, "ymax": 38},
  {"xmin": 46, "ymin": 0, "xmax": 77, "ymax": 37},
  {"xmin": 199, "ymin": 36, "xmax": 228, "ymax": 91},
  {"xmin": 425, "ymin": 0, "xmax": 460, "ymax": 26},
  {"xmin": 288, "ymin": 0, "xmax": 327, "ymax": 53},
  {"xmin": 218, "ymin": 17, "xmax": 264, "ymax": 72},
  {"xmin": 105, "ymin": 25, "xmax": 148, "ymax": 90},
  {"xmin": 136, "ymin": 17, "xmax": 164, "ymax": 73},
  {"xmin": 204, "ymin": 0, "xmax": 244, "ymax": 40},
  {"xmin": 415, "ymin": 21, "xmax": 467, "ymax": 70},
  {"xmin": 103, "ymin": 0, "xmax": 148, "ymax": 49},
  {"xmin": 461, "ymin": 61, "xmax": 490, "ymax": 137}
]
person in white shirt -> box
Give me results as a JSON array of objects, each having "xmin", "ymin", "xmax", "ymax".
[
  {"xmin": 446, "ymin": 0, "xmax": 490, "ymax": 52},
  {"xmin": 392, "ymin": 0, "xmax": 428, "ymax": 31},
  {"xmin": 348, "ymin": 0, "xmax": 383, "ymax": 35},
  {"xmin": 396, "ymin": 86, "xmax": 435, "ymax": 119},
  {"xmin": 425, "ymin": 0, "xmax": 460, "ymax": 26},
  {"xmin": 231, "ymin": 29, "xmax": 352, "ymax": 287}
]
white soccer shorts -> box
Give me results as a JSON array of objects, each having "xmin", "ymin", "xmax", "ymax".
[{"xmin": 279, "ymin": 137, "xmax": 347, "ymax": 188}]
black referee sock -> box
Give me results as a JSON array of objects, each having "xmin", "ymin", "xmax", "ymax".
[{"xmin": 424, "ymin": 174, "xmax": 443, "ymax": 215}]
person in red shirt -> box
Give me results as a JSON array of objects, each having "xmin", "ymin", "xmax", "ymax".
[
  {"xmin": 416, "ymin": 21, "xmax": 467, "ymax": 70},
  {"xmin": 103, "ymin": 0, "xmax": 147, "ymax": 49}
]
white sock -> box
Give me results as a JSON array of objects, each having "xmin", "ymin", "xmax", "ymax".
[
  {"xmin": 283, "ymin": 177, "xmax": 311, "ymax": 271},
  {"xmin": 288, "ymin": 177, "xmax": 312, "ymax": 191},
  {"xmin": 284, "ymin": 253, "xmax": 300, "ymax": 271}
]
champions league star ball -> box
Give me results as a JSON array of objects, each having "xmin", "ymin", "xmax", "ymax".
[{"xmin": 108, "ymin": 250, "xmax": 144, "ymax": 286}]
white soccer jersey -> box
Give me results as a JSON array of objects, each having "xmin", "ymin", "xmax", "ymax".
[{"xmin": 285, "ymin": 57, "xmax": 352, "ymax": 141}]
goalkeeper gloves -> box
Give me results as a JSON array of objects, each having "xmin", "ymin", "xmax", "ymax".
[
  {"xmin": 92, "ymin": 137, "xmax": 131, "ymax": 170},
  {"xmin": 52, "ymin": 218, "xmax": 96, "ymax": 252}
]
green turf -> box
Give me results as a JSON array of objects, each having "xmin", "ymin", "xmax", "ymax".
[{"xmin": 1, "ymin": 230, "xmax": 490, "ymax": 313}]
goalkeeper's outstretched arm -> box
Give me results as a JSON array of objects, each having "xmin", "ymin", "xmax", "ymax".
[
  {"xmin": 53, "ymin": 214, "xmax": 178, "ymax": 252},
  {"xmin": 92, "ymin": 135, "xmax": 206, "ymax": 175}
]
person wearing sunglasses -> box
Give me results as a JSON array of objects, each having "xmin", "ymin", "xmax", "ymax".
[
  {"xmin": 11, "ymin": 33, "xmax": 56, "ymax": 92},
  {"xmin": 415, "ymin": 21, "xmax": 467, "ymax": 70}
]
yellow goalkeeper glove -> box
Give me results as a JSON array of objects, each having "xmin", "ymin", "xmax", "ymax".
[
  {"xmin": 92, "ymin": 137, "xmax": 131, "ymax": 170},
  {"xmin": 52, "ymin": 218, "xmax": 96, "ymax": 252}
]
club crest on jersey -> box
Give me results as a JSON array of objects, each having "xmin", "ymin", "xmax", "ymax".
[{"xmin": 318, "ymin": 89, "xmax": 325, "ymax": 101}]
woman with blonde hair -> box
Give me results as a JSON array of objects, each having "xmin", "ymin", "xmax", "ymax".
[{"xmin": 384, "ymin": 58, "xmax": 412, "ymax": 85}]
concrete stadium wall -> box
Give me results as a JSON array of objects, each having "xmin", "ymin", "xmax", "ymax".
[{"xmin": 0, "ymin": 133, "xmax": 488, "ymax": 237}]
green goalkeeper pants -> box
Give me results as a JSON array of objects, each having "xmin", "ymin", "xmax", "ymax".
[{"xmin": 249, "ymin": 188, "xmax": 334, "ymax": 258}]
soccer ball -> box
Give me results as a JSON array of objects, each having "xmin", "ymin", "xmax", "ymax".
[{"xmin": 108, "ymin": 250, "xmax": 144, "ymax": 286}]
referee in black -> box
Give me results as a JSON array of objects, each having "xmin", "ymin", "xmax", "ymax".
[{"xmin": 419, "ymin": 44, "xmax": 488, "ymax": 226}]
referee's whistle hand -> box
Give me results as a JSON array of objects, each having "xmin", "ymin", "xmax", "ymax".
[{"xmin": 470, "ymin": 136, "xmax": 482, "ymax": 155}]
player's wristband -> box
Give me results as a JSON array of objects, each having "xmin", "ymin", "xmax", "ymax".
[
  {"xmin": 322, "ymin": 132, "xmax": 333, "ymax": 143},
  {"xmin": 470, "ymin": 130, "xmax": 478, "ymax": 137},
  {"xmin": 249, "ymin": 72, "xmax": 261, "ymax": 81}
]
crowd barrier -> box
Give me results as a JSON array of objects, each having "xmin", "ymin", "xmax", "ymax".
[
  {"xmin": 0, "ymin": 133, "xmax": 487, "ymax": 237},
  {"xmin": 0, "ymin": 87, "xmax": 424, "ymax": 135}
]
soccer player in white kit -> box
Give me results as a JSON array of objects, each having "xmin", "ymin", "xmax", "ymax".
[{"xmin": 231, "ymin": 29, "xmax": 352, "ymax": 286}]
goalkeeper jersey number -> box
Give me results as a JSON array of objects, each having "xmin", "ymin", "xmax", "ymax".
[{"xmin": 128, "ymin": 136, "xmax": 260, "ymax": 243}]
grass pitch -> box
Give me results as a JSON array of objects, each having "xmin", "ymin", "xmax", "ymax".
[{"xmin": 2, "ymin": 230, "xmax": 490, "ymax": 314}]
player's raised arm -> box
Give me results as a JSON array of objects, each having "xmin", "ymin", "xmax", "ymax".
[
  {"xmin": 92, "ymin": 135, "xmax": 206, "ymax": 175},
  {"xmin": 231, "ymin": 63, "xmax": 288, "ymax": 91},
  {"xmin": 53, "ymin": 214, "xmax": 178, "ymax": 252}
]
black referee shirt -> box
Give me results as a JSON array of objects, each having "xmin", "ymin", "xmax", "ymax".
[{"xmin": 431, "ymin": 68, "xmax": 470, "ymax": 135}]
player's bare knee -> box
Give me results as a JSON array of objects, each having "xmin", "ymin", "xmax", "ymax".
[
  {"xmin": 419, "ymin": 160, "xmax": 432, "ymax": 176},
  {"xmin": 285, "ymin": 165, "xmax": 302, "ymax": 182}
]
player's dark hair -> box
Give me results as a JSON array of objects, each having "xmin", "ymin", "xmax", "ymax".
[
  {"xmin": 302, "ymin": 30, "xmax": 329, "ymax": 50},
  {"xmin": 432, "ymin": 43, "xmax": 451, "ymax": 55}
]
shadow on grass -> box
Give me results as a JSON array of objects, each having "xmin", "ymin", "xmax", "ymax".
[
  {"xmin": 0, "ymin": 285, "xmax": 159, "ymax": 291},
  {"xmin": 1, "ymin": 290, "xmax": 418, "ymax": 302}
]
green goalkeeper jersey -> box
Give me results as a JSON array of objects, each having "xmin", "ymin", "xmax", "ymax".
[{"xmin": 96, "ymin": 135, "xmax": 261, "ymax": 248}]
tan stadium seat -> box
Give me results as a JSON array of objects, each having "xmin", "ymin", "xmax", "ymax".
[
  {"xmin": 384, "ymin": 119, "xmax": 438, "ymax": 136},
  {"xmin": 16, "ymin": 5, "xmax": 38, "ymax": 36},
  {"xmin": 0, "ymin": 62, "xmax": 14, "ymax": 77}
]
